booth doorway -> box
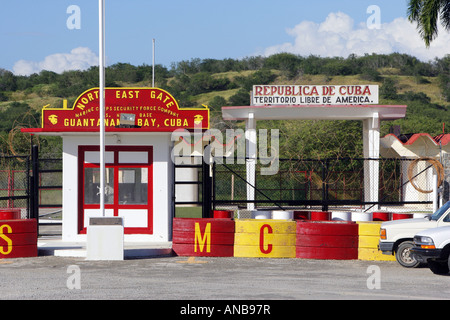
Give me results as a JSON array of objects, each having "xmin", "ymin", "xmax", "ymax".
[{"xmin": 78, "ymin": 146, "xmax": 153, "ymax": 234}]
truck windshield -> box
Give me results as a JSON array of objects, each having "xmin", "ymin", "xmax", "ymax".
[{"xmin": 430, "ymin": 201, "xmax": 450, "ymax": 221}]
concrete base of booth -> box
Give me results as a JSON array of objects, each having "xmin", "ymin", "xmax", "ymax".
[
  {"xmin": 86, "ymin": 224, "xmax": 124, "ymax": 261},
  {"xmin": 38, "ymin": 238, "xmax": 173, "ymax": 258}
]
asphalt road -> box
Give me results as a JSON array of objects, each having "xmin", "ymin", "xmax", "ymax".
[{"xmin": 1, "ymin": 255, "xmax": 449, "ymax": 302}]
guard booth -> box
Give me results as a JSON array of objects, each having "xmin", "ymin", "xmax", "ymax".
[{"xmin": 22, "ymin": 88, "xmax": 209, "ymax": 243}]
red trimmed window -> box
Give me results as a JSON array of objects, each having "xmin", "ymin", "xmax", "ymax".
[{"xmin": 78, "ymin": 146, "xmax": 153, "ymax": 234}]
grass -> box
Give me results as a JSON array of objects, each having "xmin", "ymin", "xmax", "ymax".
[
  {"xmin": 192, "ymin": 88, "xmax": 240, "ymax": 107},
  {"xmin": 175, "ymin": 206, "xmax": 202, "ymax": 218}
]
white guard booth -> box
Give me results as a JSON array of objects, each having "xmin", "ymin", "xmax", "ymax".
[{"xmin": 22, "ymin": 87, "xmax": 209, "ymax": 244}]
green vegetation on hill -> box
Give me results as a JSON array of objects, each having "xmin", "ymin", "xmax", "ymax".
[{"xmin": 0, "ymin": 53, "xmax": 449, "ymax": 158}]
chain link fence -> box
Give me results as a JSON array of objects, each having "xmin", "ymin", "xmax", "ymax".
[
  {"xmin": 38, "ymin": 157, "xmax": 62, "ymax": 209},
  {"xmin": 212, "ymin": 157, "xmax": 448, "ymax": 217},
  {"xmin": 0, "ymin": 153, "xmax": 62, "ymax": 222},
  {"xmin": 0, "ymin": 155, "xmax": 30, "ymax": 219}
]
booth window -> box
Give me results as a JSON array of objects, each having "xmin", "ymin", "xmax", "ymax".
[
  {"xmin": 118, "ymin": 168, "xmax": 148, "ymax": 205},
  {"xmin": 84, "ymin": 167, "xmax": 115, "ymax": 204}
]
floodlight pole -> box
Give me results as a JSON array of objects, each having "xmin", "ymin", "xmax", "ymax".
[
  {"xmin": 99, "ymin": 0, "xmax": 106, "ymax": 217},
  {"xmin": 152, "ymin": 38, "xmax": 155, "ymax": 87}
]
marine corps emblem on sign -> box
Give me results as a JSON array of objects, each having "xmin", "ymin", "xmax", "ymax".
[
  {"xmin": 48, "ymin": 115, "xmax": 58, "ymax": 125},
  {"xmin": 194, "ymin": 115, "xmax": 203, "ymax": 125}
]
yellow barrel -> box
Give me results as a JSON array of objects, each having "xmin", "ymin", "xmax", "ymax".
[
  {"xmin": 235, "ymin": 219, "xmax": 297, "ymax": 234},
  {"xmin": 234, "ymin": 219, "xmax": 296, "ymax": 258},
  {"xmin": 234, "ymin": 233, "xmax": 297, "ymax": 246},
  {"xmin": 357, "ymin": 221, "xmax": 396, "ymax": 261}
]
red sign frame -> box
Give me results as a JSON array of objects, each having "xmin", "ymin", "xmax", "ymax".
[{"xmin": 36, "ymin": 87, "xmax": 209, "ymax": 132}]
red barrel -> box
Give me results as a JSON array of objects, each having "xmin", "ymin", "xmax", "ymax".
[
  {"xmin": 0, "ymin": 209, "xmax": 21, "ymax": 220},
  {"xmin": 310, "ymin": 211, "xmax": 331, "ymax": 221},
  {"xmin": 373, "ymin": 212, "xmax": 390, "ymax": 221},
  {"xmin": 0, "ymin": 219, "xmax": 37, "ymax": 259},
  {"xmin": 172, "ymin": 218, "xmax": 235, "ymax": 257},
  {"xmin": 294, "ymin": 211, "xmax": 309, "ymax": 220},
  {"xmin": 392, "ymin": 213, "xmax": 413, "ymax": 220},
  {"xmin": 213, "ymin": 210, "xmax": 233, "ymax": 219},
  {"xmin": 296, "ymin": 221, "xmax": 358, "ymax": 260}
]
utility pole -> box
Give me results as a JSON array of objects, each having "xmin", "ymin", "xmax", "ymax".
[{"xmin": 152, "ymin": 38, "xmax": 155, "ymax": 87}]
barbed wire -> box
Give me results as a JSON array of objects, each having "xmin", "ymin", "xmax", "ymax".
[{"xmin": 407, "ymin": 157, "xmax": 444, "ymax": 194}]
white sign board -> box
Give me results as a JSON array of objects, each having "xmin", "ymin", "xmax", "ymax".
[{"xmin": 252, "ymin": 85, "xmax": 379, "ymax": 106}]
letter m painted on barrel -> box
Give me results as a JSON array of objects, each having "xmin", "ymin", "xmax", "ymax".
[{"xmin": 194, "ymin": 222, "xmax": 211, "ymax": 253}]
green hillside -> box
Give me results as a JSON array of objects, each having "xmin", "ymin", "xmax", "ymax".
[{"xmin": 0, "ymin": 53, "xmax": 449, "ymax": 158}]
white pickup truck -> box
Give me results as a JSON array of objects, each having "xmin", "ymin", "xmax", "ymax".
[
  {"xmin": 379, "ymin": 201, "xmax": 450, "ymax": 267},
  {"xmin": 411, "ymin": 226, "xmax": 450, "ymax": 274}
]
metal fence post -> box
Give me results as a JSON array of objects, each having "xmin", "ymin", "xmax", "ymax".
[
  {"xmin": 202, "ymin": 156, "xmax": 212, "ymax": 218},
  {"xmin": 322, "ymin": 158, "xmax": 329, "ymax": 212},
  {"xmin": 212, "ymin": 160, "xmax": 216, "ymax": 212},
  {"xmin": 31, "ymin": 145, "xmax": 39, "ymax": 234}
]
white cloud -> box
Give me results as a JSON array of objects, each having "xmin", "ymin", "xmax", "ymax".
[
  {"xmin": 13, "ymin": 47, "xmax": 99, "ymax": 76},
  {"xmin": 263, "ymin": 12, "xmax": 450, "ymax": 61}
]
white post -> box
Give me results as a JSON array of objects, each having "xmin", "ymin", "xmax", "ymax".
[
  {"xmin": 432, "ymin": 172, "xmax": 438, "ymax": 212},
  {"xmin": 152, "ymin": 38, "xmax": 155, "ymax": 87},
  {"xmin": 363, "ymin": 113, "xmax": 380, "ymax": 211},
  {"xmin": 99, "ymin": 0, "xmax": 106, "ymax": 217},
  {"xmin": 246, "ymin": 113, "xmax": 256, "ymax": 210}
]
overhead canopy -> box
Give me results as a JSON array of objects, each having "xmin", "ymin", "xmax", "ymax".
[
  {"xmin": 221, "ymin": 103, "xmax": 407, "ymax": 212},
  {"xmin": 222, "ymin": 104, "xmax": 407, "ymax": 121}
]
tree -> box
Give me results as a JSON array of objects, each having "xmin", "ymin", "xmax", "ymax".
[
  {"xmin": 234, "ymin": 70, "xmax": 276, "ymax": 91},
  {"xmin": 264, "ymin": 53, "xmax": 303, "ymax": 79},
  {"xmin": 271, "ymin": 120, "xmax": 363, "ymax": 159},
  {"xmin": 0, "ymin": 69, "xmax": 17, "ymax": 91},
  {"xmin": 107, "ymin": 63, "xmax": 139, "ymax": 83},
  {"xmin": 408, "ymin": 0, "xmax": 450, "ymax": 47},
  {"xmin": 208, "ymin": 96, "xmax": 228, "ymax": 129},
  {"xmin": 380, "ymin": 78, "xmax": 399, "ymax": 100},
  {"xmin": 0, "ymin": 102, "xmax": 40, "ymax": 132},
  {"xmin": 209, "ymin": 95, "xmax": 227, "ymax": 109},
  {"xmin": 228, "ymin": 89, "xmax": 250, "ymax": 106}
]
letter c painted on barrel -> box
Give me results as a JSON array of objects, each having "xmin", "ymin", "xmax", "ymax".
[{"xmin": 259, "ymin": 224, "xmax": 273, "ymax": 254}]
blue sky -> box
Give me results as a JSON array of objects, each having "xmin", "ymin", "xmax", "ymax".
[{"xmin": 1, "ymin": 0, "xmax": 449, "ymax": 75}]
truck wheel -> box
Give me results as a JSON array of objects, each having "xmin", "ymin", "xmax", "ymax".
[
  {"xmin": 428, "ymin": 260, "xmax": 449, "ymax": 275},
  {"xmin": 395, "ymin": 241, "xmax": 420, "ymax": 268},
  {"xmin": 448, "ymin": 254, "xmax": 450, "ymax": 272}
]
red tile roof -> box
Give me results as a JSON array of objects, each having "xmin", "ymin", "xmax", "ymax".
[{"xmin": 383, "ymin": 133, "xmax": 450, "ymax": 146}]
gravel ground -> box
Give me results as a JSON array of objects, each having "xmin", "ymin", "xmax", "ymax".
[{"xmin": 1, "ymin": 255, "xmax": 449, "ymax": 301}]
